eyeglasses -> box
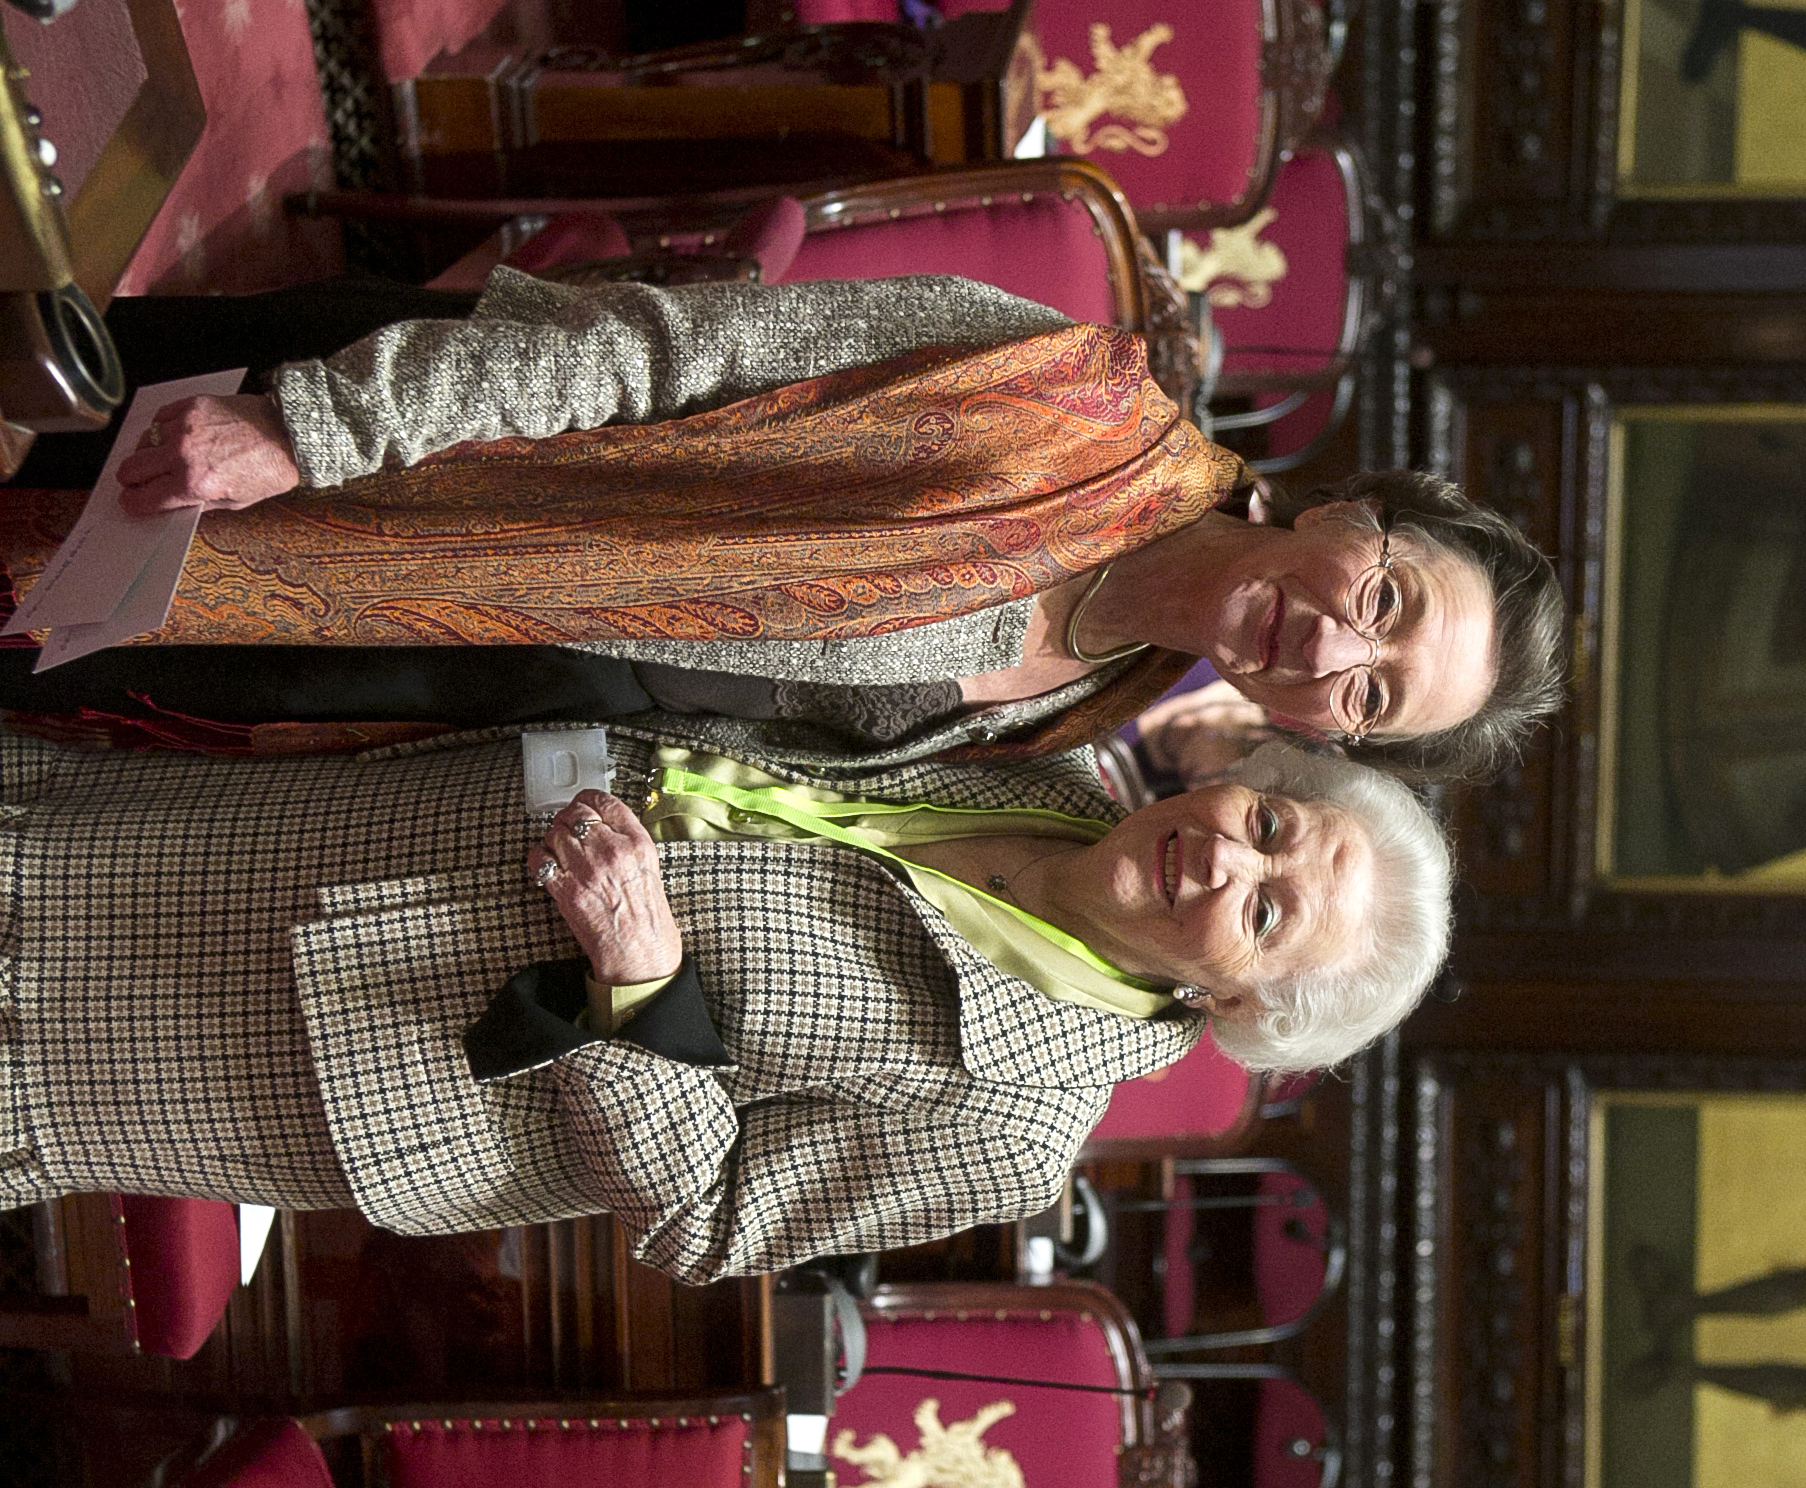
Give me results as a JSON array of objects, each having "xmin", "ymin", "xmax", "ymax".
[{"xmin": 1335, "ymin": 529, "xmax": 1402, "ymax": 741}]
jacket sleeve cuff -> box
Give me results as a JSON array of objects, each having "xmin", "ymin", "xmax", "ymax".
[{"xmin": 464, "ymin": 954, "xmax": 726, "ymax": 1082}]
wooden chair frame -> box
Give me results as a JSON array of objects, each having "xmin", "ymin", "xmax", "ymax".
[
  {"xmin": 857, "ymin": 1279, "xmax": 1192, "ymax": 1488},
  {"xmin": 1203, "ymin": 133, "xmax": 1394, "ymax": 472},
  {"xmin": 292, "ymin": 1388, "xmax": 787, "ymax": 1488},
  {"xmin": 0, "ymin": 1193, "xmax": 142, "ymax": 1354}
]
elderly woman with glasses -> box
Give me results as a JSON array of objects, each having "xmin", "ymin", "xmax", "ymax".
[
  {"xmin": 1, "ymin": 272, "xmax": 1562, "ymax": 782},
  {"xmin": 0, "ymin": 710, "xmax": 1450, "ymax": 1282}
]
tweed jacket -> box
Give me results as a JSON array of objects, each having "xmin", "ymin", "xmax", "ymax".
[
  {"xmin": 270, "ymin": 270, "xmax": 1071, "ymax": 690},
  {"xmin": 0, "ymin": 720, "xmax": 1205, "ymax": 1283}
]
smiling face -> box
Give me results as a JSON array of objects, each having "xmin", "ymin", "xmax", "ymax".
[
  {"xmin": 1038, "ymin": 781, "xmax": 1377, "ymax": 1019},
  {"xmin": 1189, "ymin": 503, "xmax": 1498, "ymax": 739}
]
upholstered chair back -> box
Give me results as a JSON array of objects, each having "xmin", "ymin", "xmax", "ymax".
[
  {"xmin": 1082, "ymin": 1031, "xmax": 1258, "ymax": 1160},
  {"xmin": 780, "ymin": 187, "xmax": 1122, "ymax": 324},
  {"xmin": 1198, "ymin": 146, "xmax": 1357, "ymax": 387},
  {"xmin": 829, "ymin": 1282, "xmax": 1164, "ymax": 1488}
]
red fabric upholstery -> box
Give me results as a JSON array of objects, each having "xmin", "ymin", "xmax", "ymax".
[
  {"xmin": 1203, "ymin": 149, "xmax": 1351, "ymax": 381},
  {"xmin": 833, "ymin": 1306, "xmax": 1126, "ymax": 1483},
  {"xmin": 503, "ymin": 214, "xmax": 633, "ymax": 274},
  {"xmin": 724, "ymin": 196, "xmax": 809, "ymax": 283},
  {"xmin": 383, "ymin": 1414, "xmax": 752, "ymax": 1488},
  {"xmin": 1087, "ymin": 1029, "xmax": 1253, "ymax": 1144},
  {"xmin": 1261, "ymin": 389, "xmax": 1340, "ymax": 459},
  {"xmin": 119, "ymin": 1195, "xmax": 239, "ymax": 1360},
  {"xmin": 794, "ymin": 0, "xmax": 902, "ymax": 18},
  {"xmin": 1253, "ymin": 1170, "xmax": 1328, "ymax": 1328},
  {"xmin": 1254, "ymin": 1377, "xmax": 1329, "ymax": 1488},
  {"xmin": 781, "ymin": 193, "xmax": 1120, "ymax": 324},
  {"xmin": 1007, "ymin": 0, "xmax": 1266, "ymax": 216},
  {"xmin": 185, "ymin": 1420, "xmax": 333, "ymax": 1488},
  {"xmin": 1161, "ymin": 1172, "xmax": 1200, "ymax": 1338},
  {"xmin": 114, "ymin": 0, "xmax": 341, "ymax": 294},
  {"xmin": 373, "ymin": 0, "xmax": 512, "ymax": 82}
]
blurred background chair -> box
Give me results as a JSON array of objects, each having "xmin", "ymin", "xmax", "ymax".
[
  {"xmin": 1178, "ymin": 136, "xmax": 1393, "ymax": 473},
  {"xmin": 1096, "ymin": 1157, "xmax": 1344, "ymax": 1360},
  {"xmin": 0, "ymin": 1193, "xmax": 242, "ymax": 1359},
  {"xmin": 830, "ymin": 1279, "xmax": 1194, "ymax": 1488}
]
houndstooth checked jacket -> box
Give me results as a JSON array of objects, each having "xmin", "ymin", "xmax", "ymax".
[{"xmin": 0, "ymin": 721, "xmax": 1205, "ymax": 1283}]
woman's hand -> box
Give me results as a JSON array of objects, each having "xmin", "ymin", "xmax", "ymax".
[
  {"xmin": 528, "ymin": 790, "xmax": 684, "ymax": 986},
  {"xmin": 115, "ymin": 394, "xmax": 301, "ymax": 517}
]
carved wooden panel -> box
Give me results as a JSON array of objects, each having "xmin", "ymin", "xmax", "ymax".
[
  {"xmin": 1399, "ymin": 1051, "xmax": 1806, "ymax": 1488},
  {"xmin": 1424, "ymin": 379, "xmax": 1576, "ymax": 923}
]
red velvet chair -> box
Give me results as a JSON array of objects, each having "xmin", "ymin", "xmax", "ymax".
[
  {"xmin": 1183, "ymin": 138, "xmax": 1385, "ymax": 472},
  {"xmin": 416, "ymin": 158, "xmax": 1202, "ymax": 409},
  {"xmin": 177, "ymin": 1392, "xmax": 786, "ymax": 1488},
  {"xmin": 1135, "ymin": 1159, "xmax": 1345, "ymax": 1357},
  {"xmin": 0, "ymin": 1192, "xmax": 241, "ymax": 1359},
  {"xmin": 941, "ymin": 0, "xmax": 1330, "ymax": 231},
  {"xmin": 829, "ymin": 1281, "xmax": 1193, "ymax": 1487},
  {"xmin": 1081, "ymin": 1032, "xmax": 1261, "ymax": 1162}
]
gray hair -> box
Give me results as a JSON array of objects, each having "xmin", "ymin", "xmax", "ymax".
[
  {"xmin": 1205, "ymin": 741, "xmax": 1454, "ymax": 1073},
  {"xmin": 1265, "ymin": 469, "xmax": 1566, "ymax": 785}
]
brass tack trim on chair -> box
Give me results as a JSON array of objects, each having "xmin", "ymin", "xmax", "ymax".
[{"xmin": 442, "ymin": 1420, "xmax": 453, "ymax": 1430}]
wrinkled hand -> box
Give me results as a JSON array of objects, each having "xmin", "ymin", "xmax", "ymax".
[
  {"xmin": 528, "ymin": 790, "xmax": 684, "ymax": 986},
  {"xmin": 115, "ymin": 394, "xmax": 300, "ymax": 517}
]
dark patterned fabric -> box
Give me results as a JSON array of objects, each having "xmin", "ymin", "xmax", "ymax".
[{"xmin": 0, "ymin": 722, "xmax": 1204, "ymax": 1281}]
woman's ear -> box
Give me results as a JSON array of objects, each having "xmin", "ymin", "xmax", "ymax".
[{"xmin": 1291, "ymin": 496, "xmax": 1384, "ymax": 531}]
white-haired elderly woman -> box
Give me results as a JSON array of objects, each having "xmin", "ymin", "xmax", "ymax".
[{"xmin": 0, "ymin": 716, "xmax": 1449, "ymax": 1283}]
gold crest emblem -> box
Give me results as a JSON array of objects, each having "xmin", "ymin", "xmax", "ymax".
[
  {"xmin": 1176, "ymin": 207, "xmax": 1290, "ymax": 309},
  {"xmin": 1031, "ymin": 22, "xmax": 1190, "ymax": 158},
  {"xmin": 832, "ymin": 1398, "xmax": 1026, "ymax": 1488}
]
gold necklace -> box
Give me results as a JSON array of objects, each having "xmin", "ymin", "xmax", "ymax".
[
  {"xmin": 1064, "ymin": 563, "xmax": 1151, "ymax": 666},
  {"xmin": 985, "ymin": 841, "xmax": 1087, "ymax": 900}
]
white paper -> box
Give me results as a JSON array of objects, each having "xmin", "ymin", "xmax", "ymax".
[
  {"xmin": 5, "ymin": 369, "xmax": 246, "ymax": 635},
  {"xmin": 238, "ymin": 1203, "xmax": 276, "ymax": 1286},
  {"xmin": 33, "ymin": 513, "xmax": 200, "ymax": 669}
]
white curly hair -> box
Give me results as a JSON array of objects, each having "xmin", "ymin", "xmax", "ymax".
[{"xmin": 1203, "ymin": 742, "xmax": 1455, "ymax": 1073}]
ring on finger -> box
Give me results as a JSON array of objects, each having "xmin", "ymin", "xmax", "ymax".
[
  {"xmin": 534, "ymin": 859, "xmax": 558, "ymax": 888},
  {"xmin": 146, "ymin": 423, "xmax": 163, "ymax": 446},
  {"xmin": 568, "ymin": 817, "xmax": 594, "ymax": 840}
]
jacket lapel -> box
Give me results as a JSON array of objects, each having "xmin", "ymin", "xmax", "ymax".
[{"xmin": 896, "ymin": 878, "xmax": 1208, "ymax": 1087}]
